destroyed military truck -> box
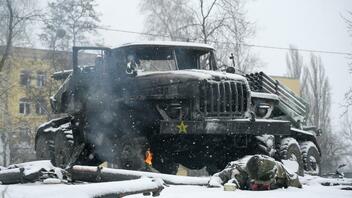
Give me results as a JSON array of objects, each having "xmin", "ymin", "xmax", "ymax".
[{"xmin": 35, "ymin": 41, "xmax": 321, "ymax": 175}]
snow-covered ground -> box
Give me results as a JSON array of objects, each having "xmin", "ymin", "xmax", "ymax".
[
  {"xmin": 0, "ymin": 178, "xmax": 162, "ymax": 198},
  {"xmin": 1, "ymin": 160, "xmax": 352, "ymax": 198},
  {"xmin": 0, "ymin": 175, "xmax": 351, "ymax": 198},
  {"xmin": 131, "ymin": 183, "xmax": 352, "ymax": 198}
]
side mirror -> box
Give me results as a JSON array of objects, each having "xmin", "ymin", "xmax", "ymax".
[
  {"xmin": 316, "ymin": 129, "xmax": 322, "ymax": 136},
  {"xmin": 225, "ymin": 67, "xmax": 236, "ymax": 74},
  {"xmin": 336, "ymin": 164, "xmax": 346, "ymax": 178},
  {"xmin": 126, "ymin": 62, "xmax": 137, "ymax": 77},
  {"xmin": 338, "ymin": 164, "xmax": 347, "ymax": 169}
]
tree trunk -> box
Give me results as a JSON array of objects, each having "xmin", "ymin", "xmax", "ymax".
[{"xmin": 0, "ymin": 0, "xmax": 14, "ymax": 72}]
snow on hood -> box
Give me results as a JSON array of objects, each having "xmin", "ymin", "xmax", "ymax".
[{"xmin": 137, "ymin": 69, "xmax": 247, "ymax": 82}]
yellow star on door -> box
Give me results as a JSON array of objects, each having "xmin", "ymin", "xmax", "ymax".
[{"xmin": 176, "ymin": 121, "xmax": 188, "ymax": 134}]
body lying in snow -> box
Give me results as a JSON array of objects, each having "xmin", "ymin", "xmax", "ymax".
[{"xmin": 208, "ymin": 155, "xmax": 302, "ymax": 190}]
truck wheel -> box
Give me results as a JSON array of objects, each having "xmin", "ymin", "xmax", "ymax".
[
  {"xmin": 153, "ymin": 155, "xmax": 179, "ymax": 174},
  {"xmin": 53, "ymin": 129, "xmax": 74, "ymax": 168},
  {"xmin": 206, "ymin": 164, "xmax": 219, "ymax": 175},
  {"xmin": 115, "ymin": 136, "xmax": 149, "ymax": 171},
  {"xmin": 35, "ymin": 133, "xmax": 54, "ymax": 160},
  {"xmin": 179, "ymin": 151, "xmax": 204, "ymax": 170},
  {"xmin": 253, "ymin": 135, "xmax": 275, "ymax": 156},
  {"xmin": 279, "ymin": 137, "xmax": 304, "ymax": 176},
  {"xmin": 300, "ymin": 141, "xmax": 321, "ymax": 175}
]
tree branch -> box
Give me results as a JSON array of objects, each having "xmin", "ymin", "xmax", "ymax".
[{"xmin": 0, "ymin": 0, "xmax": 14, "ymax": 72}]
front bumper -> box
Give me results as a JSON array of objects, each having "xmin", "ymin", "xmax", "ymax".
[{"xmin": 160, "ymin": 119, "xmax": 291, "ymax": 136}]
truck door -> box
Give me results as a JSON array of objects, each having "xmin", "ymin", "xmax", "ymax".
[
  {"xmin": 72, "ymin": 47, "xmax": 112, "ymax": 80},
  {"xmin": 71, "ymin": 47, "xmax": 112, "ymax": 112}
]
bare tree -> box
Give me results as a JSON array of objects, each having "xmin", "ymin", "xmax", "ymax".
[
  {"xmin": 140, "ymin": 0, "xmax": 226, "ymax": 44},
  {"xmin": 215, "ymin": 0, "xmax": 258, "ymax": 73},
  {"xmin": 286, "ymin": 45, "xmax": 308, "ymax": 96},
  {"xmin": 40, "ymin": 0, "xmax": 100, "ymax": 49},
  {"xmin": 0, "ymin": 68, "xmax": 11, "ymax": 166},
  {"xmin": 342, "ymin": 11, "xmax": 352, "ymax": 113},
  {"xmin": 343, "ymin": 11, "xmax": 352, "ymax": 67},
  {"xmin": 140, "ymin": 0, "xmax": 196, "ymax": 41},
  {"xmin": 191, "ymin": 0, "xmax": 227, "ymax": 44},
  {"xmin": 0, "ymin": 0, "xmax": 40, "ymax": 72},
  {"xmin": 40, "ymin": 0, "xmax": 100, "ymax": 72},
  {"xmin": 286, "ymin": 45, "xmax": 304, "ymax": 79},
  {"xmin": 140, "ymin": 0, "xmax": 259, "ymax": 73},
  {"xmin": 286, "ymin": 51, "xmax": 348, "ymax": 172},
  {"xmin": 0, "ymin": 0, "xmax": 40, "ymax": 165},
  {"xmin": 341, "ymin": 113, "xmax": 352, "ymax": 148},
  {"xmin": 305, "ymin": 54, "xmax": 330, "ymax": 131},
  {"xmin": 302, "ymin": 54, "xmax": 347, "ymax": 172}
]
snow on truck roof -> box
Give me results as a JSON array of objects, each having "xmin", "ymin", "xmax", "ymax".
[{"xmin": 116, "ymin": 41, "xmax": 215, "ymax": 50}]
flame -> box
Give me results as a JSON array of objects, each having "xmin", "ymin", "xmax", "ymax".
[{"xmin": 145, "ymin": 148, "xmax": 153, "ymax": 166}]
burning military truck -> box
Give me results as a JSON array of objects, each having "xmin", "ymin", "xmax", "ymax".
[{"xmin": 35, "ymin": 42, "xmax": 321, "ymax": 175}]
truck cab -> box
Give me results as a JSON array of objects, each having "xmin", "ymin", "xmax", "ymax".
[{"xmin": 37, "ymin": 41, "xmax": 320, "ymax": 176}]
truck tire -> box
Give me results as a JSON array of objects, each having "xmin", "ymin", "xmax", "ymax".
[
  {"xmin": 115, "ymin": 136, "xmax": 149, "ymax": 171},
  {"xmin": 52, "ymin": 129, "xmax": 74, "ymax": 168},
  {"xmin": 153, "ymin": 155, "xmax": 179, "ymax": 174},
  {"xmin": 279, "ymin": 137, "xmax": 304, "ymax": 176},
  {"xmin": 206, "ymin": 164, "xmax": 219, "ymax": 175},
  {"xmin": 76, "ymin": 148, "xmax": 103, "ymax": 166},
  {"xmin": 179, "ymin": 151, "xmax": 204, "ymax": 170},
  {"xmin": 253, "ymin": 135, "xmax": 275, "ymax": 156},
  {"xmin": 35, "ymin": 133, "xmax": 54, "ymax": 160},
  {"xmin": 300, "ymin": 141, "xmax": 321, "ymax": 175}
]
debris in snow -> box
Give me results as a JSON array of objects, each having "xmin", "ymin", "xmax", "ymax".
[
  {"xmin": 1, "ymin": 178, "xmax": 164, "ymax": 198},
  {"xmin": 208, "ymin": 175, "xmax": 223, "ymax": 187},
  {"xmin": 255, "ymin": 134, "xmax": 276, "ymax": 156},
  {"xmin": 0, "ymin": 161, "xmax": 165, "ymax": 197},
  {"xmin": 300, "ymin": 175, "xmax": 352, "ymax": 187},
  {"xmin": 71, "ymin": 165, "xmax": 210, "ymax": 186},
  {"xmin": 0, "ymin": 161, "xmax": 68, "ymax": 184},
  {"xmin": 43, "ymin": 178, "xmax": 62, "ymax": 184},
  {"xmin": 282, "ymin": 159, "xmax": 299, "ymax": 174},
  {"xmin": 224, "ymin": 182, "xmax": 237, "ymax": 191}
]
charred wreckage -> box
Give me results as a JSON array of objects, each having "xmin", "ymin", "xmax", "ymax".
[{"xmin": 35, "ymin": 41, "xmax": 321, "ymax": 176}]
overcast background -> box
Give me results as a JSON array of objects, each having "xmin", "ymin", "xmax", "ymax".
[{"xmin": 36, "ymin": 0, "xmax": 352, "ymax": 130}]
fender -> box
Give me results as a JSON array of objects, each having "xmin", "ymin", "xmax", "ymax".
[{"xmin": 290, "ymin": 127, "xmax": 321, "ymax": 155}]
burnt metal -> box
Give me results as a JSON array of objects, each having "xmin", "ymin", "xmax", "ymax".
[
  {"xmin": 34, "ymin": 42, "xmax": 319, "ymax": 173},
  {"xmin": 199, "ymin": 80, "xmax": 248, "ymax": 117},
  {"xmin": 160, "ymin": 119, "xmax": 290, "ymax": 136}
]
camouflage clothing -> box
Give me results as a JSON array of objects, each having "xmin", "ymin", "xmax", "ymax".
[{"xmin": 208, "ymin": 155, "xmax": 302, "ymax": 190}]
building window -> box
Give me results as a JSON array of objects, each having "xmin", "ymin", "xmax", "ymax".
[
  {"xmin": 19, "ymin": 98, "xmax": 31, "ymax": 115},
  {"xmin": 35, "ymin": 100, "xmax": 46, "ymax": 115},
  {"xmin": 20, "ymin": 71, "xmax": 31, "ymax": 86},
  {"xmin": 36, "ymin": 72, "xmax": 46, "ymax": 87}
]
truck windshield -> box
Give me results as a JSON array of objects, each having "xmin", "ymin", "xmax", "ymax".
[{"xmin": 123, "ymin": 46, "xmax": 215, "ymax": 72}]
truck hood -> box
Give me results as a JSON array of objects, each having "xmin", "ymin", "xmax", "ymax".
[
  {"xmin": 135, "ymin": 69, "xmax": 247, "ymax": 86},
  {"xmin": 127, "ymin": 69, "xmax": 249, "ymax": 100}
]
